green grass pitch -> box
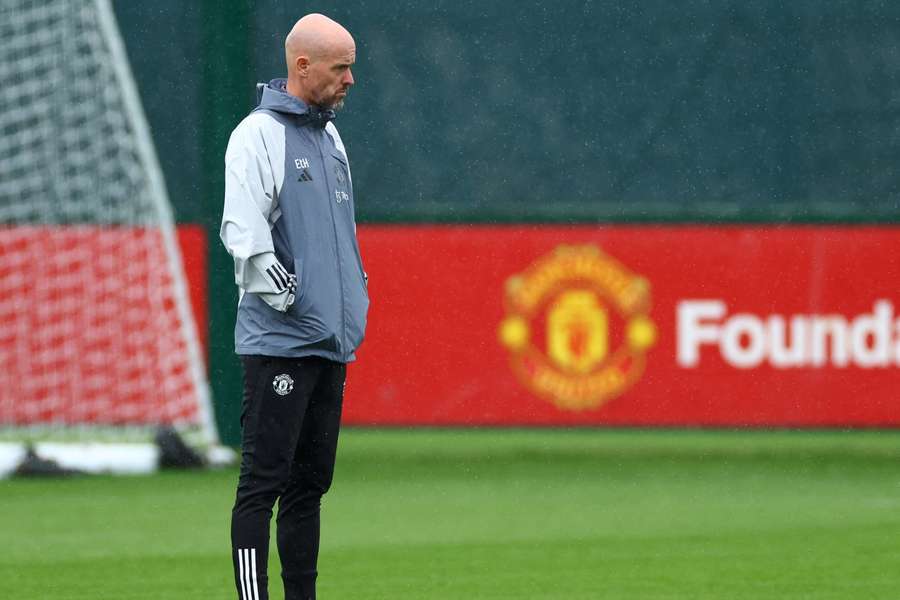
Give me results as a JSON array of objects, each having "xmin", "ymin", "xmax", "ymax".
[{"xmin": 3, "ymin": 428, "xmax": 900, "ymax": 599}]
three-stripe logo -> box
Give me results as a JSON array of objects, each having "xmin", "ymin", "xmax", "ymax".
[
  {"xmin": 237, "ymin": 547, "xmax": 260, "ymax": 600},
  {"xmin": 266, "ymin": 264, "xmax": 290, "ymax": 293}
]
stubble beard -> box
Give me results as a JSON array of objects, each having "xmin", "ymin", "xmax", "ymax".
[
  {"xmin": 330, "ymin": 87, "xmax": 348, "ymax": 111},
  {"xmin": 311, "ymin": 88, "xmax": 345, "ymax": 111}
]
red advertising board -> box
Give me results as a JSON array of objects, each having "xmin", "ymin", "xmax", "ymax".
[{"xmin": 345, "ymin": 225, "xmax": 900, "ymax": 427}]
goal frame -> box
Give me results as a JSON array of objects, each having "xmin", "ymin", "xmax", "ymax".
[{"xmin": 0, "ymin": 0, "xmax": 222, "ymax": 475}]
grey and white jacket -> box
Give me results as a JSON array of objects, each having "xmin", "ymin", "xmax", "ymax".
[{"xmin": 220, "ymin": 79, "xmax": 368, "ymax": 363}]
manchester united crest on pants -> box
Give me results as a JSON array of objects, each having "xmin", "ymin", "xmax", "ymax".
[{"xmin": 272, "ymin": 373, "xmax": 294, "ymax": 396}]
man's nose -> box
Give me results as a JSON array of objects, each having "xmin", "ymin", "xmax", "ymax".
[{"xmin": 344, "ymin": 69, "xmax": 354, "ymax": 86}]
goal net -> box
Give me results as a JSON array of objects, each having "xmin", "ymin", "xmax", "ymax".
[{"xmin": 0, "ymin": 0, "xmax": 217, "ymax": 469}]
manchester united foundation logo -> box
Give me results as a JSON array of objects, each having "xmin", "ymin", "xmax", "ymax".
[{"xmin": 498, "ymin": 245, "xmax": 656, "ymax": 411}]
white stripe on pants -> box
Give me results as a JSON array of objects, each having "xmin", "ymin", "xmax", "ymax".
[{"xmin": 238, "ymin": 548, "xmax": 260, "ymax": 600}]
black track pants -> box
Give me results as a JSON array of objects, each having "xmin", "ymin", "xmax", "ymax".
[{"xmin": 231, "ymin": 355, "xmax": 345, "ymax": 600}]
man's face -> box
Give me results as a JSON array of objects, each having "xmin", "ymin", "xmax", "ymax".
[{"xmin": 306, "ymin": 44, "xmax": 355, "ymax": 110}]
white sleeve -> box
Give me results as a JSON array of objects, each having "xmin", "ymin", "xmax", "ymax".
[
  {"xmin": 242, "ymin": 252, "xmax": 295, "ymax": 312},
  {"xmin": 220, "ymin": 113, "xmax": 287, "ymax": 291},
  {"xmin": 241, "ymin": 252, "xmax": 291, "ymax": 294}
]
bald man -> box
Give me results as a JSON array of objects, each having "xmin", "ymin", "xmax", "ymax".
[{"xmin": 220, "ymin": 14, "xmax": 368, "ymax": 600}]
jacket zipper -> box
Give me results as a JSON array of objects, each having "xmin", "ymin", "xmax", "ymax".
[{"xmin": 315, "ymin": 128, "xmax": 347, "ymax": 357}]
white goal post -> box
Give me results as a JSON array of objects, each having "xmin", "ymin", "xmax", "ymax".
[{"xmin": 0, "ymin": 0, "xmax": 220, "ymax": 474}]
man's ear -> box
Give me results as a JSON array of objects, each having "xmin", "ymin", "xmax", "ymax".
[{"xmin": 296, "ymin": 56, "xmax": 310, "ymax": 78}]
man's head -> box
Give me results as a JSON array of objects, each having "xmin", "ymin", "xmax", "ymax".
[{"xmin": 285, "ymin": 14, "xmax": 355, "ymax": 110}]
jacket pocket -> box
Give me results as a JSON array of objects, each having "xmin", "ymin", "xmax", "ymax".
[{"xmin": 291, "ymin": 258, "xmax": 311, "ymax": 314}]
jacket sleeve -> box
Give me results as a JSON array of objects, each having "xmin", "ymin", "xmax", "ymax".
[{"xmin": 220, "ymin": 117, "xmax": 291, "ymax": 298}]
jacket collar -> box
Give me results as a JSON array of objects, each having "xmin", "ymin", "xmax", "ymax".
[{"xmin": 256, "ymin": 78, "xmax": 335, "ymax": 127}]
